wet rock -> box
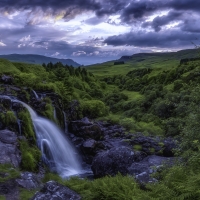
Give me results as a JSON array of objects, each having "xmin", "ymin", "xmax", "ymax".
[
  {"xmin": 66, "ymin": 100, "xmax": 82, "ymax": 121},
  {"xmin": 12, "ymin": 102, "xmax": 23, "ymax": 112},
  {"xmin": 130, "ymin": 136, "xmax": 176, "ymax": 157},
  {"xmin": 71, "ymin": 137, "xmax": 84, "ymax": 148},
  {"xmin": 91, "ymin": 147, "xmax": 136, "ymax": 178},
  {"xmin": 10, "ymin": 86, "xmax": 21, "ymax": 92},
  {"xmin": 0, "ymin": 130, "xmax": 21, "ymax": 167},
  {"xmin": 68, "ymin": 118, "xmax": 103, "ymax": 140},
  {"xmin": 163, "ymin": 138, "xmax": 177, "ymax": 157},
  {"xmin": 16, "ymin": 172, "xmax": 41, "ymax": 190},
  {"xmin": 0, "ymin": 179, "xmax": 18, "ymax": 200},
  {"xmin": 82, "ymin": 139, "xmax": 97, "ymax": 155},
  {"xmin": 30, "ymin": 181, "xmax": 81, "ymax": 200},
  {"xmin": 0, "ymin": 97, "xmax": 12, "ymax": 109},
  {"xmin": 1, "ymin": 75, "xmax": 13, "ymax": 84},
  {"xmin": 128, "ymin": 155, "xmax": 176, "ymax": 183}
]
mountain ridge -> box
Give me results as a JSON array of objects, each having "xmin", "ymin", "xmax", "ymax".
[{"xmin": 0, "ymin": 54, "xmax": 80, "ymax": 67}]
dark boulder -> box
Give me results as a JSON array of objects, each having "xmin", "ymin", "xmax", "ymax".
[
  {"xmin": 68, "ymin": 118, "xmax": 103, "ymax": 140},
  {"xmin": 81, "ymin": 139, "xmax": 97, "ymax": 155},
  {"xmin": 16, "ymin": 172, "xmax": 41, "ymax": 190},
  {"xmin": 0, "ymin": 179, "xmax": 18, "ymax": 200},
  {"xmin": 0, "ymin": 130, "xmax": 21, "ymax": 167},
  {"xmin": 31, "ymin": 181, "xmax": 81, "ymax": 200},
  {"xmin": 128, "ymin": 155, "xmax": 176, "ymax": 183},
  {"xmin": 130, "ymin": 135, "xmax": 176, "ymax": 157},
  {"xmin": 0, "ymin": 97, "xmax": 12, "ymax": 109},
  {"xmin": 163, "ymin": 138, "xmax": 177, "ymax": 157},
  {"xmin": 1, "ymin": 75, "xmax": 13, "ymax": 84},
  {"xmin": 91, "ymin": 147, "xmax": 136, "ymax": 178}
]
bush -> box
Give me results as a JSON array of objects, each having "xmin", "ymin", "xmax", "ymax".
[{"xmin": 81, "ymin": 100, "xmax": 108, "ymax": 118}]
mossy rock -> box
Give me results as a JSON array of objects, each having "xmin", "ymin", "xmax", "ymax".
[
  {"xmin": 18, "ymin": 109, "xmax": 36, "ymax": 142},
  {"xmin": 0, "ymin": 164, "xmax": 20, "ymax": 183},
  {"xmin": 19, "ymin": 140, "xmax": 41, "ymax": 172},
  {"xmin": 133, "ymin": 144, "xmax": 143, "ymax": 151}
]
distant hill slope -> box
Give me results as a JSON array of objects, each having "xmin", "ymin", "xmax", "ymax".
[
  {"xmin": 0, "ymin": 54, "xmax": 80, "ymax": 67},
  {"xmin": 86, "ymin": 48, "xmax": 199, "ymax": 77}
]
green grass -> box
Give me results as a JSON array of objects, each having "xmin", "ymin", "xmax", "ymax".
[
  {"xmin": 0, "ymin": 195, "xmax": 5, "ymax": 200},
  {"xmin": 0, "ymin": 59, "xmax": 20, "ymax": 74},
  {"xmin": 19, "ymin": 188, "xmax": 38, "ymax": 200},
  {"xmin": 87, "ymin": 62, "xmax": 131, "ymax": 77},
  {"xmin": 122, "ymin": 90, "xmax": 144, "ymax": 101},
  {"xmin": 0, "ymin": 164, "xmax": 20, "ymax": 182},
  {"xmin": 86, "ymin": 49, "xmax": 199, "ymax": 78}
]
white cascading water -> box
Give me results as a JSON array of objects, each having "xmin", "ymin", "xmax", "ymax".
[
  {"xmin": 0, "ymin": 95, "xmax": 93, "ymax": 178},
  {"xmin": 32, "ymin": 90, "xmax": 39, "ymax": 100},
  {"xmin": 19, "ymin": 101, "xmax": 82, "ymax": 177}
]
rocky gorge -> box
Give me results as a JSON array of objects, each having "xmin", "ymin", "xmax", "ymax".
[{"xmin": 0, "ymin": 74, "xmax": 178, "ymax": 200}]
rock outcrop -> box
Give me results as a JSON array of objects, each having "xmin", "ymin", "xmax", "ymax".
[
  {"xmin": 0, "ymin": 129, "xmax": 21, "ymax": 167},
  {"xmin": 91, "ymin": 147, "xmax": 136, "ymax": 178},
  {"xmin": 31, "ymin": 181, "xmax": 81, "ymax": 200}
]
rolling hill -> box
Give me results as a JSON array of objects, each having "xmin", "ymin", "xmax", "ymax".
[
  {"xmin": 0, "ymin": 54, "xmax": 80, "ymax": 67},
  {"xmin": 86, "ymin": 48, "xmax": 199, "ymax": 77}
]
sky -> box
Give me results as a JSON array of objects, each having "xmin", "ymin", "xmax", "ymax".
[{"xmin": 0, "ymin": 0, "xmax": 200, "ymax": 65}]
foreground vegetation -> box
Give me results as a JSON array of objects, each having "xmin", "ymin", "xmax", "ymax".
[{"xmin": 0, "ymin": 49, "xmax": 200, "ymax": 199}]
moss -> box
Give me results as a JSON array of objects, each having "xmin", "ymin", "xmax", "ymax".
[
  {"xmin": 0, "ymin": 164, "xmax": 20, "ymax": 183},
  {"xmin": 19, "ymin": 140, "xmax": 41, "ymax": 172},
  {"xmin": 0, "ymin": 195, "xmax": 5, "ymax": 200},
  {"xmin": 18, "ymin": 110, "xmax": 36, "ymax": 142},
  {"xmin": 4, "ymin": 111, "xmax": 17, "ymax": 126},
  {"xmin": 158, "ymin": 142, "xmax": 165, "ymax": 147},
  {"xmin": 149, "ymin": 147, "xmax": 155, "ymax": 153},
  {"xmin": 133, "ymin": 144, "xmax": 143, "ymax": 151},
  {"xmin": 42, "ymin": 103, "xmax": 54, "ymax": 122},
  {"xmin": 19, "ymin": 188, "xmax": 38, "ymax": 200},
  {"xmin": 42, "ymin": 172, "xmax": 64, "ymax": 184}
]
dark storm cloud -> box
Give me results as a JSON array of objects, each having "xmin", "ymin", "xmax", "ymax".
[
  {"xmin": 0, "ymin": 0, "xmax": 101, "ymax": 22},
  {"xmin": 120, "ymin": 0, "xmax": 163, "ymax": 23},
  {"xmin": 95, "ymin": 0, "xmax": 127, "ymax": 17},
  {"xmin": 1, "ymin": 0, "xmax": 200, "ymax": 27},
  {"xmin": 121, "ymin": 0, "xmax": 200, "ymax": 23},
  {"xmin": 142, "ymin": 11, "xmax": 183, "ymax": 32},
  {"xmin": 181, "ymin": 19, "xmax": 200, "ymax": 33},
  {"xmin": 0, "ymin": 0, "xmax": 101, "ymax": 11},
  {"xmin": 169, "ymin": 0, "xmax": 200, "ymax": 12},
  {"xmin": 104, "ymin": 30, "xmax": 199, "ymax": 48}
]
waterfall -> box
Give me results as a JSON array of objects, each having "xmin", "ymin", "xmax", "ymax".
[
  {"xmin": 0, "ymin": 95, "xmax": 82, "ymax": 177},
  {"xmin": 17, "ymin": 119, "xmax": 22, "ymax": 135},
  {"xmin": 53, "ymin": 107, "xmax": 57, "ymax": 122},
  {"xmin": 32, "ymin": 90, "xmax": 39, "ymax": 100},
  {"xmin": 20, "ymin": 101, "xmax": 82, "ymax": 177},
  {"xmin": 62, "ymin": 111, "xmax": 68, "ymax": 133}
]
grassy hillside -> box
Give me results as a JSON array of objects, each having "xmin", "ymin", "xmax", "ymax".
[
  {"xmin": 0, "ymin": 59, "xmax": 20, "ymax": 73},
  {"xmin": 87, "ymin": 48, "xmax": 199, "ymax": 77}
]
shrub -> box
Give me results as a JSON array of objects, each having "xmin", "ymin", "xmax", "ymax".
[
  {"xmin": 64, "ymin": 174, "xmax": 142, "ymax": 200},
  {"xmin": 81, "ymin": 100, "xmax": 108, "ymax": 118}
]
